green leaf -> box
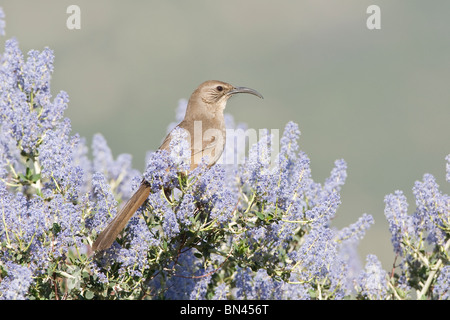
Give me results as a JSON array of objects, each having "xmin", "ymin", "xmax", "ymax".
[
  {"xmin": 31, "ymin": 173, "xmax": 41, "ymax": 183},
  {"xmin": 52, "ymin": 223, "xmax": 61, "ymax": 235},
  {"xmin": 255, "ymin": 212, "xmax": 265, "ymax": 220},
  {"xmin": 194, "ymin": 252, "xmax": 203, "ymax": 259}
]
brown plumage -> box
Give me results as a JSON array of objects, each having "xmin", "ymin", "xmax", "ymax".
[{"xmin": 92, "ymin": 80, "xmax": 263, "ymax": 251}]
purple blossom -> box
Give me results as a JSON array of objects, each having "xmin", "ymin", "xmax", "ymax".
[
  {"xmin": 92, "ymin": 133, "xmax": 115, "ymax": 175},
  {"xmin": 38, "ymin": 119, "xmax": 84, "ymax": 200},
  {"xmin": 188, "ymin": 270, "xmax": 212, "ymax": 300},
  {"xmin": 433, "ymin": 266, "xmax": 450, "ymax": 300},
  {"xmin": 289, "ymin": 226, "xmax": 348, "ymax": 299},
  {"xmin": 280, "ymin": 280, "xmax": 310, "ymax": 300},
  {"xmin": 0, "ymin": 262, "xmax": 33, "ymax": 300},
  {"xmin": 357, "ymin": 254, "xmax": 389, "ymax": 300},
  {"xmin": 89, "ymin": 172, "xmax": 118, "ymax": 232},
  {"xmin": 162, "ymin": 206, "xmax": 180, "ymax": 238},
  {"xmin": 0, "ymin": 182, "xmax": 46, "ymax": 250},
  {"xmin": 168, "ymin": 127, "xmax": 191, "ymax": 171},
  {"xmin": 234, "ymin": 266, "xmax": 256, "ymax": 299},
  {"xmin": 274, "ymin": 122, "xmax": 311, "ymax": 213},
  {"xmin": 143, "ymin": 188, "xmax": 181, "ymax": 240},
  {"xmin": 324, "ymin": 159, "xmax": 347, "ymax": 194},
  {"xmin": 0, "ymin": 39, "xmax": 66, "ymax": 155},
  {"xmin": 117, "ymin": 216, "xmax": 159, "ymax": 277},
  {"xmin": 143, "ymin": 150, "xmax": 178, "ymax": 193},
  {"xmin": 91, "ymin": 133, "xmax": 140, "ymax": 199},
  {"xmin": 22, "ymin": 48, "xmax": 54, "ymax": 104},
  {"xmin": 336, "ymin": 213, "xmax": 374, "ymax": 244},
  {"xmin": 294, "ymin": 227, "xmax": 339, "ymax": 278},
  {"xmin": 162, "ymin": 250, "xmax": 213, "ymax": 300},
  {"xmin": 412, "ymin": 173, "xmax": 448, "ymax": 246},
  {"xmin": 384, "ymin": 190, "xmax": 413, "ymax": 255},
  {"xmin": 212, "ymin": 283, "xmax": 229, "ymax": 300},
  {"xmin": 191, "ymin": 164, "xmax": 236, "ymax": 224},
  {"xmin": 175, "ymin": 193, "xmax": 196, "ymax": 225},
  {"xmin": 304, "ymin": 190, "xmax": 341, "ymax": 226},
  {"xmin": 46, "ymin": 194, "xmax": 83, "ymax": 255},
  {"xmin": 235, "ymin": 267, "xmax": 282, "ymax": 300},
  {"xmin": 0, "ymin": 39, "xmax": 24, "ymax": 90}
]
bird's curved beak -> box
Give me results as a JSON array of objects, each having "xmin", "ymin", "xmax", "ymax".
[{"xmin": 227, "ymin": 86, "xmax": 264, "ymax": 99}]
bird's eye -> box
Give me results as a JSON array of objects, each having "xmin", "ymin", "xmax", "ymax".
[{"xmin": 216, "ymin": 85, "xmax": 223, "ymax": 92}]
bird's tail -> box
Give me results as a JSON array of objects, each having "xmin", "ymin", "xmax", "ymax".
[{"xmin": 92, "ymin": 181, "xmax": 151, "ymax": 251}]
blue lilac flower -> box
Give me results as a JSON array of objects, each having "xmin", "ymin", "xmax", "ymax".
[
  {"xmin": 324, "ymin": 159, "xmax": 347, "ymax": 194},
  {"xmin": 91, "ymin": 133, "xmax": 140, "ymax": 199},
  {"xmin": 0, "ymin": 262, "xmax": 33, "ymax": 300},
  {"xmin": 433, "ymin": 265, "xmax": 450, "ymax": 300},
  {"xmin": 338, "ymin": 241, "xmax": 363, "ymax": 285},
  {"xmin": 234, "ymin": 267, "xmax": 283, "ymax": 300},
  {"xmin": 0, "ymin": 39, "xmax": 23, "ymax": 90},
  {"xmin": 188, "ymin": 271, "xmax": 212, "ymax": 300},
  {"xmin": 304, "ymin": 190, "xmax": 341, "ymax": 226},
  {"xmin": 47, "ymin": 194, "xmax": 83, "ymax": 256},
  {"xmin": 291, "ymin": 227, "xmax": 346, "ymax": 291},
  {"xmin": 240, "ymin": 129, "xmax": 277, "ymax": 205},
  {"xmin": 89, "ymin": 172, "xmax": 118, "ymax": 232},
  {"xmin": 357, "ymin": 254, "xmax": 389, "ymax": 300},
  {"xmin": 0, "ymin": 129, "xmax": 20, "ymax": 178},
  {"xmin": 190, "ymin": 163, "xmax": 236, "ymax": 225},
  {"xmin": 280, "ymin": 279, "xmax": 311, "ymax": 300},
  {"xmin": 72, "ymin": 136, "xmax": 92, "ymax": 194},
  {"xmin": 336, "ymin": 213, "xmax": 374, "ymax": 244},
  {"xmin": 412, "ymin": 173, "xmax": 448, "ymax": 246},
  {"xmin": 274, "ymin": 122, "xmax": 312, "ymax": 213},
  {"xmin": 162, "ymin": 206, "xmax": 180, "ymax": 238},
  {"xmin": 384, "ymin": 190, "xmax": 413, "ymax": 255},
  {"xmin": 92, "ymin": 133, "xmax": 114, "ymax": 175},
  {"xmin": 175, "ymin": 193, "xmax": 196, "ymax": 226},
  {"xmin": 168, "ymin": 127, "xmax": 191, "ymax": 172},
  {"xmin": 0, "ymin": 183, "xmax": 52, "ymax": 265},
  {"xmin": 253, "ymin": 269, "xmax": 282, "ymax": 299},
  {"xmin": 39, "ymin": 90, "xmax": 69, "ymax": 131},
  {"xmin": 38, "ymin": 119, "xmax": 84, "ymax": 200},
  {"xmin": 0, "ymin": 39, "xmax": 66, "ymax": 156},
  {"xmin": 1, "ymin": 87, "xmax": 39, "ymax": 154},
  {"xmin": 22, "ymin": 48, "xmax": 54, "ymax": 105},
  {"xmin": 162, "ymin": 250, "xmax": 213, "ymax": 300},
  {"xmin": 117, "ymin": 216, "xmax": 159, "ymax": 277},
  {"xmin": 0, "ymin": 186, "xmax": 55, "ymax": 275},
  {"xmin": 234, "ymin": 266, "xmax": 256, "ymax": 299},
  {"xmin": 143, "ymin": 150, "xmax": 178, "ymax": 192},
  {"xmin": 0, "ymin": 181, "xmax": 14, "ymax": 245},
  {"xmin": 212, "ymin": 283, "xmax": 229, "ymax": 300}
]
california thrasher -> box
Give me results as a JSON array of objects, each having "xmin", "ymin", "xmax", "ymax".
[{"xmin": 92, "ymin": 80, "xmax": 263, "ymax": 251}]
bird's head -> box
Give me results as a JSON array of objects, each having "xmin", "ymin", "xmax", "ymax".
[{"xmin": 186, "ymin": 80, "xmax": 263, "ymax": 120}]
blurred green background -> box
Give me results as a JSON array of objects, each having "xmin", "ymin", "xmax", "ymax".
[{"xmin": 1, "ymin": 0, "xmax": 449, "ymax": 270}]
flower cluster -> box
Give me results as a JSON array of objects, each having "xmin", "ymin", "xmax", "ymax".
[
  {"xmin": 383, "ymin": 160, "xmax": 450, "ymax": 300},
  {"xmin": 0, "ymin": 8, "xmax": 448, "ymax": 300}
]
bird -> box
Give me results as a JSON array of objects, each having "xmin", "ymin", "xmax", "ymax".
[{"xmin": 92, "ymin": 80, "xmax": 263, "ymax": 251}]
